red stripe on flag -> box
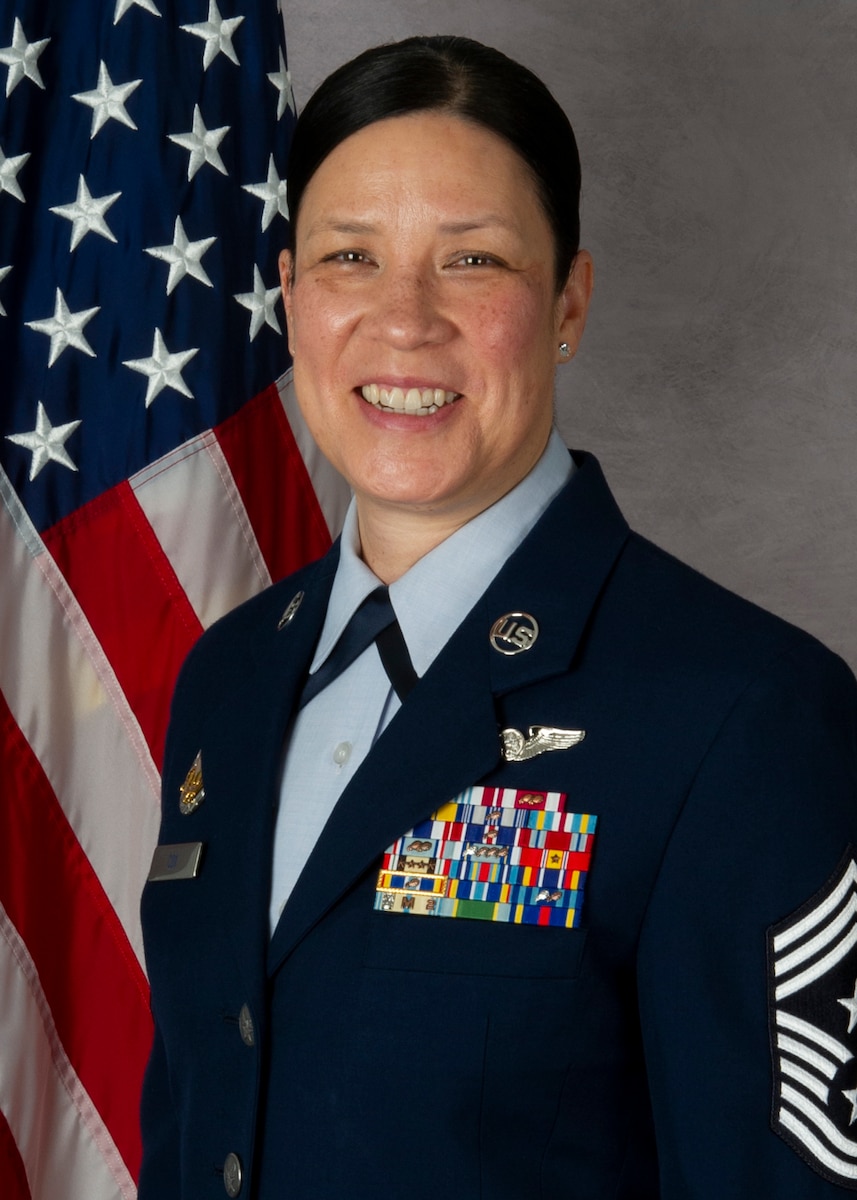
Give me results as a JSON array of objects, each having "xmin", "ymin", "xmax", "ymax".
[
  {"xmin": 0, "ymin": 693, "xmax": 153, "ymax": 1181},
  {"xmin": 216, "ymin": 383, "xmax": 333, "ymax": 582},
  {"xmin": 42, "ymin": 482, "xmax": 203, "ymax": 770},
  {"xmin": 0, "ymin": 1109, "xmax": 31, "ymax": 1200}
]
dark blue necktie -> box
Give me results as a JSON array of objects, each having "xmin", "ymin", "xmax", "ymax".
[{"xmin": 299, "ymin": 586, "xmax": 418, "ymax": 708}]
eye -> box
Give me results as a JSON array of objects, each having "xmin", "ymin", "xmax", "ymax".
[
  {"xmin": 326, "ymin": 249, "xmax": 371, "ymax": 265},
  {"xmin": 449, "ymin": 252, "xmax": 503, "ymax": 269}
]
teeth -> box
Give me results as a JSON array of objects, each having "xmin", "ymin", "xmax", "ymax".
[{"xmin": 360, "ymin": 384, "xmax": 459, "ymax": 415}]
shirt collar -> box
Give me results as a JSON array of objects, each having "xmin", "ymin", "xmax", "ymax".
[{"xmin": 310, "ymin": 428, "xmax": 573, "ymax": 675}]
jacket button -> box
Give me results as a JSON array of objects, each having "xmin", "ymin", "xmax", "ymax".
[
  {"xmin": 223, "ymin": 1152, "xmax": 243, "ymax": 1197},
  {"xmin": 238, "ymin": 1003, "xmax": 255, "ymax": 1047}
]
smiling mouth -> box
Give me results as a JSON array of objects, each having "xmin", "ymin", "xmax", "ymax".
[{"xmin": 360, "ymin": 384, "xmax": 460, "ymax": 416}]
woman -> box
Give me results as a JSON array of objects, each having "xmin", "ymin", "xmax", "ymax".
[{"xmin": 140, "ymin": 36, "xmax": 857, "ymax": 1199}]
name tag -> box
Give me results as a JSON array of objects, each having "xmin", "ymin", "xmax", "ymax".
[{"xmin": 147, "ymin": 841, "xmax": 205, "ymax": 882}]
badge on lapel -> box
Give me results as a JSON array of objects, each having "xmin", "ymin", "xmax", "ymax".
[
  {"xmin": 501, "ymin": 725, "xmax": 585, "ymax": 762},
  {"xmin": 179, "ymin": 751, "xmax": 205, "ymax": 815},
  {"xmin": 375, "ymin": 785, "xmax": 597, "ymax": 928}
]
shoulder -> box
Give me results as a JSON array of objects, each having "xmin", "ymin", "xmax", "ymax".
[{"xmin": 608, "ymin": 527, "xmax": 853, "ymax": 697}]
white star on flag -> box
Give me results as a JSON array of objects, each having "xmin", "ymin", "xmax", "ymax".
[
  {"xmin": 144, "ymin": 217, "xmax": 216, "ymax": 295},
  {"xmin": 242, "ymin": 154, "xmax": 288, "ymax": 231},
  {"xmin": 72, "ymin": 61, "xmax": 142, "ymax": 139},
  {"xmin": 0, "ymin": 264, "xmax": 10, "ymax": 316},
  {"xmin": 181, "ymin": 1, "xmax": 244, "ymax": 71},
  {"xmin": 267, "ymin": 49, "xmax": 294, "ymax": 120},
  {"xmin": 234, "ymin": 265, "xmax": 281, "ymax": 341},
  {"xmin": 113, "ymin": 0, "xmax": 162, "ymax": 24},
  {"xmin": 122, "ymin": 328, "xmax": 198, "ymax": 406},
  {"xmin": 50, "ymin": 175, "xmax": 121, "ymax": 251},
  {"xmin": 0, "ymin": 145, "xmax": 30, "ymax": 203},
  {"xmin": 169, "ymin": 105, "xmax": 229, "ymax": 181},
  {"xmin": 6, "ymin": 401, "xmax": 82, "ymax": 480},
  {"xmin": 0, "ymin": 17, "xmax": 50, "ymax": 97},
  {"xmin": 25, "ymin": 288, "xmax": 100, "ymax": 366}
]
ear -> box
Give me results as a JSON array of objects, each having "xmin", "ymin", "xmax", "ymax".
[
  {"xmin": 278, "ymin": 248, "xmax": 296, "ymax": 354},
  {"xmin": 555, "ymin": 249, "xmax": 594, "ymax": 363}
]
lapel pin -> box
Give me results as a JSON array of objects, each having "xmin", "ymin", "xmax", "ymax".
[
  {"xmin": 501, "ymin": 725, "xmax": 586, "ymax": 762},
  {"xmin": 179, "ymin": 750, "xmax": 205, "ymax": 814},
  {"xmin": 277, "ymin": 590, "xmax": 304, "ymax": 630},
  {"xmin": 489, "ymin": 612, "xmax": 539, "ymax": 655}
]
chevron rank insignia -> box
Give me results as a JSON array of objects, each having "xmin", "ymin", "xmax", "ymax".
[
  {"xmin": 179, "ymin": 751, "xmax": 205, "ymax": 815},
  {"xmin": 768, "ymin": 850, "xmax": 857, "ymax": 1189}
]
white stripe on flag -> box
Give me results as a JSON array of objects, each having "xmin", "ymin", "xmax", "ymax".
[
  {"xmin": 0, "ymin": 468, "xmax": 160, "ymax": 967},
  {"xmin": 277, "ymin": 368, "xmax": 351, "ymax": 537},
  {"xmin": 131, "ymin": 430, "xmax": 272, "ymax": 631},
  {"xmin": 0, "ymin": 907, "xmax": 136, "ymax": 1200}
]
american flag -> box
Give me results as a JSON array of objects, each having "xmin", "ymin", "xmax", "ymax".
[{"xmin": 0, "ymin": 2, "xmax": 348, "ymax": 1196}]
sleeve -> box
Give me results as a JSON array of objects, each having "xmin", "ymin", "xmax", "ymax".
[{"xmin": 637, "ymin": 636, "xmax": 857, "ymax": 1196}]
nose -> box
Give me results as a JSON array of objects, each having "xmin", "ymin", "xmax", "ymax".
[{"xmin": 365, "ymin": 267, "xmax": 453, "ymax": 350}]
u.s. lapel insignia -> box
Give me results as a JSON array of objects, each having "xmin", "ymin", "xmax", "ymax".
[
  {"xmin": 489, "ymin": 612, "xmax": 539, "ymax": 655},
  {"xmin": 179, "ymin": 751, "xmax": 205, "ymax": 814},
  {"xmin": 277, "ymin": 590, "xmax": 304, "ymax": 630},
  {"xmin": 501, "ymin": 725, "xmax": 586, "ymax": 762}
]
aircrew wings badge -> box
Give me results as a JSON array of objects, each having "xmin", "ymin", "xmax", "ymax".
[
  {"xmin": 768, "ymin": 849, "xmax": 857, "ymax": 1188},
  {"xmin": 501, "ymin": 725, "xmax": 585, "ymax": 763}
]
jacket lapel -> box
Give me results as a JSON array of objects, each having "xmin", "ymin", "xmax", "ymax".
[
  {"xmin": 183, "ymin": 548, "xmax": 339, "ymax": 962},
  {"xmin": 268, "ymin": 452, "xmax": 630, "ymax": 971}
]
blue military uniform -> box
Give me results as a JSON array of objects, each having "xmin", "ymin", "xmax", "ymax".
[{"xmin": 140, "ymin": 451, "xmax": 857, "ymax": 1198}]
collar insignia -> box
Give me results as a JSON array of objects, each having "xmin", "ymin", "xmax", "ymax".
[
  {"xmin": 277, "ymin": 590, "xmax": 304, "ymax": 630},
  {"xmin": 489, "ymin": 612, "xmax": 539, "ymax": 655}
]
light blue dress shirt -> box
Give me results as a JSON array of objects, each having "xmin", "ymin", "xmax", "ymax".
[{"xmin": 269, "ymin": 429, "xmax": 573, "ymax": 930}]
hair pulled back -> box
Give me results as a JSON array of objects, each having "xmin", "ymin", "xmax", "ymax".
[{"xmin": 286, "ymin": 35, "xmax": 581, "ymax": 289}]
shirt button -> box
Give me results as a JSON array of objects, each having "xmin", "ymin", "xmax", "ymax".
[
  {"xmin": 333, "ymin": 741, "xmax": 352, "ymax": 766},
  {"xmin": 238, "ymin": 1004, "xmax": 255, "ymax": 1047},
  {"xmin": 223, "ymin": 1152, "xmax": 242, "ymax": 1197}
]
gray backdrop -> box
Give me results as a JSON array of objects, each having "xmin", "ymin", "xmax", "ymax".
[{"xmin": 283, "ymin": 0, "xmax": 857, "ymax": 670}]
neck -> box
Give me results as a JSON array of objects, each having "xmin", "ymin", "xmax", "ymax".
[{"xmin": 355, "ymin": 502, "xmax": 468, "ymax": 584}]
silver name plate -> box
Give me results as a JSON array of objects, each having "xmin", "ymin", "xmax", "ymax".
[{"xmin": 148, "ymin": 841, "xmax": 205, "ymax": 882}]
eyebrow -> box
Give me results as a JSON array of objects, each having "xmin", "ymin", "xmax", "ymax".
[
  {"xmin": 436, "ymin": 216, "xmax": 516, "ymax": 234},
  {"xmin": 303, "ymin": 215, "xmax": 518, "ymax": 238},
  {"xmin": 304, "ymin": 220, "xmax": 378, "ymax": 237}
]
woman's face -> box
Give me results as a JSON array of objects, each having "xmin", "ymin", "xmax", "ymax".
[{"xmin": 280, "ymin": 111, "xmax": 592, "ymax": 529}]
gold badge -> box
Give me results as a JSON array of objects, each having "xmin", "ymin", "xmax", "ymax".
[
  {"xmin": 501, "ymin": 726, "xmax": 586, "ymax": 762},
  {"xmin": 179, "ymin": 751, "xmax": 205, "ymax": 814}
]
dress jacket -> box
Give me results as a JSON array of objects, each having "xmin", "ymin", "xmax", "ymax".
[{"xmin": 140, "ymin": 451, "xmax": 857, "ymax": 1199}]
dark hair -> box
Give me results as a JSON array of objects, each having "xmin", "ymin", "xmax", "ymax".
[{"xmin": 286, "ymin": 35, "xmax": 581, "ymax": 289}]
